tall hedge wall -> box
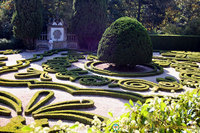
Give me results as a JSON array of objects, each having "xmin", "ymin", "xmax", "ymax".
[{"xmin": 150, "ymin": 34, "xmax": 200, "ymax": 51}]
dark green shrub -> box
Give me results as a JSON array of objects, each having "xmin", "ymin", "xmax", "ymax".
[
  {"xmin": 72, "ymin": 0, "xmax": 107, "ymax": 51},
  {"xmin": 150, "ymin": 34, "xmax": 200, "ymax": 51},
  {"xmin": 156, "ymin": 76, "xmax": 177, "ymax": 82},
  {"xmin": 0, "ymin": 38, "xmax": 24, "ymax": 50},
  {"xmin": 12, "ymin": 0, "xmax": 43, "ymax": 50},
  {"xmin": 97, "ymin": 17, "xmax": 152, "ymax": 67}
]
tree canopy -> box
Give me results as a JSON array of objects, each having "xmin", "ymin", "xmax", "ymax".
[
  {"xmin": 72, "ymin": 0, "xmax": 107, "ymax": 51},
  {"xmin": 12, "ymin": 0, "xmax": 43, "ymax": 50}
]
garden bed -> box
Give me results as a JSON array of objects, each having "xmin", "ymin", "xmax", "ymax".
[{"xmin": 0, "ymin": 49, "xmax": 199, "ymax": 132}]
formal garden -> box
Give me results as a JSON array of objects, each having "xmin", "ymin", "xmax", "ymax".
[{"xmin": 0, "ymin": 0, "xmax": 200, "ymax": 133}]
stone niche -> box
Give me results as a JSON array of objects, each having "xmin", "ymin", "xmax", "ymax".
[
  {"xmin": 47, "ymin": 18, "xmax": 68, "ymax": 49},
  {"xmin": 37, "ymin": 18, "xmax": 78, "ymax": 50}
]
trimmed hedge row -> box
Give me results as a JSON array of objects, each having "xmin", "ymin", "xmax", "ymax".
[
  {"xmin": 79, "ymin": 75, "xmax": 111, "ymax": 86},
  {"xmin": 33, "ymin": 110, "xmax": 108, "ymax": 125},
  {"xmin": 158, "ymin": 82, "xmax": 183, "ymax": 92},
  {"xmin": 0, "ymin": 77, "xmax": 147, "ymax": 102},
  {"xmin": 0, "ymin": 62, "xmax": 6, "ymax": 67},
  {"xmin": 152, "ymin": 59, "xmax": 171, "ymax": 67},
  {"xmin": 0, "ymin": 91, "xmax": 22, "ymax": 115},
  {"xmin": 56, "ymin": 71, "xmax": 111, "ymax": 86},
  {"xmin": 33, "ymin": 99, "xmax": 94, "ymax": 115},
  {"xmin": 56, "ymin": 68, "xmax": 88, "ymax": 82},
  {"xmin": 0, "ymin": 106, "xmax": 11, "ymax": 116},
  {"xmin": 0, "ymin": 56, "xmax": 8, "ymax": 61},
  {"xmin": 72, "ymin": 89, "xmax": 146, "ymax": 102},
  {"xmin": 117, "ymin": 78, "xmax": 183, "ymax": 92},
  {"xmin": 118, "ymin": 79, "xmax": 158, "ymax": 91},
  {"xmin": 42, "ymin": 59, "xmax": 70, "ymax": 73},
  {"xmin": 156, "ymin": 76, "xmax": 177, "ymax": 82},
  {"xmin": 0, "ymin": 57, "xmax": 7, "ymax": 67},
  {"xmin": 154, "ymin": 51, "xmax": 200, "ymax": 88},
  {"xmin": 180, "ymin": 79, "xmax": 199, "ymax": 88},
  {"xmin": 25, "ymin": 90, "xmax": 54, "ymax": 115},
  {"xmin": 40, "ymin": 72, "xmax": 52, "ymax": 81},
  {"xmin": 14, "ymin": 68, "xmax": 52, "ymax": 81},
  {"xmin": 87, "ymin": 54, "xmax": 97, "ymax": 61},
  {"xmin": 0, "ymin": 49, "xmax": 22, "ymax": 55},
  {"xmin": 85, "ymin": 61, "xmax": 164, "ymax": 77},
  {"xmin": 150, "ymin": 34, "xmax": 200, "ymax": 51},
  {"xmin": 14, "ymin": 70, "xmax": 41, "ymax": 79}
]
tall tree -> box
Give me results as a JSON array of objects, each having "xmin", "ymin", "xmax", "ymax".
[
  {"xmin": 122, "ymin": 0, "xmax": 172, "ymax": 31},
  {"xmin": 107, "ymin": 0, "xmax": 125, "ymax": 24},
  {"xmin": 160, "ymin": 0, "xmax": 200, "ymax": 35},
  {"xmin": 12, "ymin": 0, "xmax": 43, "ymax": 50},
  {"xmin": 0, "ymin": 0, "xmax": 14, "ymax": 39},
  {"xmin": 42, "ymin": 0, "xmax": 73, "ymax": 32},
  {"xmin": 72, "ymin": 0, "xmax": 108, "ymax": 51}
]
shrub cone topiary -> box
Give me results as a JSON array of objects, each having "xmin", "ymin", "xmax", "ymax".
[{"xmin": 97, "ymin": 17, "xmax": 153, "ymax": 67}]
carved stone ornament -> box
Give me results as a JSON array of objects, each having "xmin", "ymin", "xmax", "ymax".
[{"xmin": 53, "ymin": 30, "xmax": 62, "ymax": 40}]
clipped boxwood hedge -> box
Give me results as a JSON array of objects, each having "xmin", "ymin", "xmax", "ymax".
[
  {"xmin": 85, "ymin": 61, "xmax": 164, "ymax": 77},
  {"xmin": 33, "ymin": 99, "xmax": 94, "ymax": 115},
  {"xmin": 0, "ymin": 91, "xmax": 22, "ymax": 115},
  {"xmin": 150, "ymin": 34, "xmax": 200, "ymax": 51},
  {"xmin": 0, "ymin": 106, "xmax": 11, "ymax": 116},
  {"xmin": 33, "ymin": 110, "xmax": 108, "ymax": 125},
  {"xmin": 25, "ymin": 90, "xmax": 54, "ymax": 115}
]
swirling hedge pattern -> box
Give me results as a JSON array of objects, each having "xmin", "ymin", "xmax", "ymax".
[
  {"xmin": 0, "ymin": 49, "xmax": 199, "ymax": 132},
  {"xmin": 78, "ymin": 75, "xmax": 111, "ymax": 86},
  {"xmin": 153, "ymin": 51, "xmax": 200, "ymax": 88},
  {"xmin": 85, "ymin": 61, "xmax": 164, "ymax": 77},
  {"xmin": 118, "ymin": 79, "xmax": 158, "ymax": 91},
  {"xmin": 56, "ymin": 70, "xmax": 111, "ymax": 86},
  {"xmin": 14, "ymin": 68, "xmax": 52, "ymax": 81},
  {"xmin": 158, "ymin": 82, "xmax": 183, "ymax": 92}
]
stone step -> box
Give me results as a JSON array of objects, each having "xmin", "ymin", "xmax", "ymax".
[{"xmin": 37, "ymin": 44, "xmax": 49, "ymax": 50}]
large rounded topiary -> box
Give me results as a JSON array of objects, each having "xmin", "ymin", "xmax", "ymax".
[{"xmin": 97, "ymin": 17, "xmax": 152, "ymax": 67}]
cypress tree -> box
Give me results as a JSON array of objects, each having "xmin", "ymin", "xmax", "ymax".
[
  {"xmin": 72, "ymin": 0, "xmax": 107, "ymax": 51},
  {"xmin": 12, "ymin": 0, "xmax": 43, "ymax": 50}
]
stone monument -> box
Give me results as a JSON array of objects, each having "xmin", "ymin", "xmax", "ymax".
[
  {"xmin": 37, "ymin": 18, "xmax": 78, "ymax": 50},
  {"xmin": 47, "ymin": 18, "xmax": 67, "ymax": 49}
]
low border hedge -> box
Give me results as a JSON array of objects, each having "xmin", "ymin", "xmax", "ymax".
[
  {"xmin": 0, "ymin": 106, "xmax": 11, "ymax": 116},
  {"xmin": 85, "ymin": 61, "xmax": 164, "ymax": 77},
  {"xmin": 25, "ymin": 90, "xmax": 54, "ymax": 115},
  {"xmin": 150, "ymin": 34, "xmax": 200, "ymax": 51},
  {"xmin": 33, "ymin": 99, "xmax": 94, "ymax": 115},
  {"xmin": 33, "ymin": 110, "xmax": 108, "ymax": 125}
]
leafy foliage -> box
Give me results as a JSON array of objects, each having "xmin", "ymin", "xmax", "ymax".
[
  {"xmin": 72, "ymin": 0, "xmax": 107, "ymax": 51},
  {"xmin": 0, "ymin": 0, "xmax": 14, "ymax": 39},
  {"xmin": 21, "ymin": 89, "xmax": 200, "ymax": 133},
  {"xmin": 97, "ymin": 17, "xmax": 152, "ymax": 67},
  {"xmin": 160, "ymin": 0, "xmax": 200, "ymax": 35},
  {"xmin": 12, "ymin": 0, "xmax": 43, "ymax": 50},
  {"xmin": 42, "ymin": 0, "xmax": 73, "ymax": 32}
]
